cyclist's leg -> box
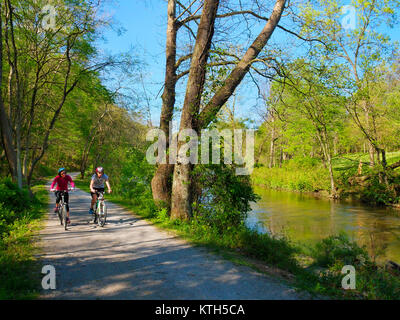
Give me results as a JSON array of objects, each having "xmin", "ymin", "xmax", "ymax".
[
  {"xmin": 92, "ymin": 191, "xmax": 98, "ymax": 223},
  {"xmin": 92, "ymin": 188, "xmax": 104, "ymax": 209},
  {"xmin": 64, "ymin": 192, "xmax": 70, "ymax": 218},
  {"xmin": 55, "ymin": 191, "xmax": 61, "ymax": 212},
  {"xmin": 90, "ymin": 190, "xmax": 98, "ymax": 211},
  {"xmin": 93, "ymin": 188, "xmax": 104, "ymax": 223}
]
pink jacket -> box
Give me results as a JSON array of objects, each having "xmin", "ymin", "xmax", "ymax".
[{"xmin": 50, "ymin": 175, "xmax": 75, "ymax": 191}]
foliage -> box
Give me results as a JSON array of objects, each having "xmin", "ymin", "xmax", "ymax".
[
  {"xmin": 311, "ymin": 233, "xmax": 371, "ymax": 268},
  {"xmin": 308, "ymin": 234, "xmax": 400, "ymax": 299},
  {"xmin": 0, "ymin": 179, "xmax": 47, "ymax": 299},
  {"xmin": 0, "ymin": 178, "xmax": 31, "ymax": 214},
  {"xmin": 191, "ymin": 164, "xmax": 260, "ymax": 233},
  {"xmin": 115, "ymin": 148, "xmax": 157, "ymax": 216},
  {"xmin": 359, "ymin": 167, "xmax": 400, "ymax": 205}
]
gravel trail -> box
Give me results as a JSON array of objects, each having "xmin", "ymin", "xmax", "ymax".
[{"xmin": 38, "ymin": 174, "xmax": 304, "ymax": 300}]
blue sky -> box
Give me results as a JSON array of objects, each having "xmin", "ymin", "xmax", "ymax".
[
  {"xmin": 99, "ymin": 1, "xmax": 169, "ymax": 126},
  {"xmin": 98, "ymin": 0, "xmax": 400, "ymax": 128}
]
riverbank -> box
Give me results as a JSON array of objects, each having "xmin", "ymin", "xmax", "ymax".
[
  {"xmin": 250, "ymin": 186, "xmax": 400, "ymax": 262},
  {"xmin": 252, "ymin": 152, "xmax": 400, "ymax": 207}
]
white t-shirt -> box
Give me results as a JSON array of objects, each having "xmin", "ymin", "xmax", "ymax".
[{"xmin": 91, "ymin": 173, "xmax": 109, "ymax": 189}]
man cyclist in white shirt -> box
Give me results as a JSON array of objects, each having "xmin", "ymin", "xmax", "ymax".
[{"xmin": 89, "ymin": 167, "xmax": 112, "ymax": 223}]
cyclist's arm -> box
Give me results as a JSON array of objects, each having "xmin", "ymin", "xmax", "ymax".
[
  {"xmin": 90, "ymin": 179, "xmax": 95, "ymax": 193},
  {"xmin": 68, "ymin": 175, "xmax": 76, "ymax": 189},
  {"xmin": 106, "ymin": 180, "xmax": 112, "ymax": 193},
  {"xmin": 50, "ymin": 177, "xmax": 57, "ymax": 190}
]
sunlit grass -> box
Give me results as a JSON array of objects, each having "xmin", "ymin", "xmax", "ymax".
[
  {"xmin": 332, "ymin": 151, "xmax": 400, "ymax": 170},
  {"xmin": 252, "ymin": 152, "xmax": 400, "ymax": 195},
  {"xmin": 0, "ymin": 182, "xmax": 48, "ymax": 300}
]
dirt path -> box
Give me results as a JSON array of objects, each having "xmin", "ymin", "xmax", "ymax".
[{"xmin": 38, "ymin": 174, "xmax": 305, "ymax": 300}]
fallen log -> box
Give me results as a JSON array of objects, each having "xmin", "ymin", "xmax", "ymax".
[
  {"xmin": 386, "ymin": 260, "xmax": 400, "ymax": 273},
  {"xmin": 390, "ymin": 160, "xmax": 400, "ymax": 170},
  {"xmin": 348, "ymin": 175, "xmax": 370, "ymax": 186}
]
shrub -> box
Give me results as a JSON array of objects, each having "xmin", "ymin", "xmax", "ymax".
[
  {"xmin": 0, "ymin": 203, "xmax": 16, "ymax": 238},
  {"xmin": 240, "ymin": 228, "xmax": 300, "ymax": 272},
  {"xmin": 359, "ymin": 168, "xmax": 400, "ymax": 205},
  {"xmin": 0, "ymin": 178, "xmax": 31, "ymax": 212},
  {"xmin": 311, "ymin": 233, "xmax": 371, "ymax": 268},
  {"xmin": 192, "ymin": 164, "xmax": 260, "ymax": 233},
  {"xmin": 0, "ymin": 178, "xmax": 34, "ymax": 240},
  {"xmin": 309, "ymin": 233, "xmax": 400, "ymax": 299}
]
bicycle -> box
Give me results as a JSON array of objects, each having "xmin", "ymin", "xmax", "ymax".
[
  {"xmin": 94, "ymin": 191, "xmax": 107, "ymax": 227},
  {"xmin": 51, "ymin": 188, "xmax": 73, "ymax": 230}
]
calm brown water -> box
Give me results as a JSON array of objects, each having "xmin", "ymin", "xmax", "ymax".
[{"xmin": 247, "ymin": 186, "xmax": 400, "ymax": 264}]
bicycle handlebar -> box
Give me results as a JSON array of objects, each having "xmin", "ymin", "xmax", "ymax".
[
  {"xmin": 90, "ymin": 189, "xmax": 112, "ymax": 194},
  {"xmin": 50, "ymin": 188, "xmax": 75, "ymax": 192}
]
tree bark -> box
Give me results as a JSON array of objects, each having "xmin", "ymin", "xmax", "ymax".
[
  {"xmin": 6, "ymin": 0, "xmax": 23, "ymax": 188},
  {"xmin": 168, "ymin": 0, "xmax": 286, "ymax": 220},
  {"xmin": 368, "ymin": 140, "xmax": 375, "ymax": 166},
  {"xmin": 170, "ymin": 0, "xmax": 220, "ymax": 220},
  {"xmin": 151, "ymin": 0, "xmax": 177, "ymax": 207},
  {"xmin": 0, "ymin": 3, "xmax": 18, "ymax": 181},
  {"xmin": 321, "ymin": 130, "xmax": 336, "ymax": 197}
]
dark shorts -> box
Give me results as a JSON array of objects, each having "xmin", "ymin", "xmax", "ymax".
[
  {"xmin": 55, "ymin": 191, "xmax": 69, "ymax": 211},
  {"xmin": 55, "ymin": 191, "xmax": 69, "ymax": 204},
  {"xmin": 91, "ymin": 187, "xmax": 104, "ymax": 198}
]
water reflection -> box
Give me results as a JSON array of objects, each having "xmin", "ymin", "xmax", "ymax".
[{"xmin": 247, "ymin": 186, "xmax": 400, "ymax": 263}]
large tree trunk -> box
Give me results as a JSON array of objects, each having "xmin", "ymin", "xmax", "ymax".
[
  {"xmin": 170, "ymin": 0, "xmax": 286, "ymax": 220},
  {"xmin": 269, "ymin": 138, "xmax": 276, "ymax": 168},
  {"xmin": 326, "ymin": 151, "xmax": 337, "ymax": 198},
  {"xmin": 362, "ymin": 102, "xmax": 376, "ymax": 167},
  {"xmin": 318, "ymin": 129, "xmax": 337, "ymax": 198},
  {"xmin": 368, "ymin": 140, "xmax": 375, "ymax": 166},
  {"xmin": 170, "ymin": 0, "xmax": 220, "ymax": 220},
  {"xmin": 6, "ymin": 0, "xmax": 23, "ymax": 188},
  {"xmin": 0, "ymin": 4, "xmax": 18, "ymax": 181},
  {"xmin": 151, "ymin": 0, "xmax": 177, "ymax": 207}
]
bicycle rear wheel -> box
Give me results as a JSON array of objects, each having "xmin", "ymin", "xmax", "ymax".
[{"xmin": 98, "ymin": 202, "xmax": 107, "ymax": 227}]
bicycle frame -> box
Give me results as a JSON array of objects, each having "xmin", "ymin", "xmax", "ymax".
[
  {"xmin": 94, "ymin": 191, "xmax": 107, "ymax": 227},
  {"xmin": 52, "ymin": 188, "xmax": 72, "ymax": 230},
  {"xmin": 57, "ymin": 191, "xmax": 67, "ymax": 229}
]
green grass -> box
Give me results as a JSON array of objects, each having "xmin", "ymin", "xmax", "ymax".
[
  {"xmin": 252, "ymin": 152, "xmax": 400, "ymax": 198},
  {"xmin": 0, "ymin": 181, "xmax": 49, "ymax": 300},
  {"xmin": 252, "ymin": 158, "xmax": 331, "ymax": 192},
  {"xmin": 332, "ymin": 151, "xmax": 400, "ymax": 170}
]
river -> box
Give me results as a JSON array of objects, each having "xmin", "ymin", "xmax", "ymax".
[{"xmin": 247, "ymin": 186, "xmax": 400, "ymax": 264}]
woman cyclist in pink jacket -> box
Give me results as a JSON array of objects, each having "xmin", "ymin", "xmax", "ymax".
[{"xmin": 50, "ymin": 168, "xmax": 75, "ymax": 224}]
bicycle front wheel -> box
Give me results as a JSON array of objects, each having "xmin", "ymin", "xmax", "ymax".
[
  {"xmin": 63, "ymin": 207, "xmax": 68, "ymax": 230},
  {"xmin": 59, "ymin": 206, "xmax": 64, "ymax": 225},
  {"xmin": 98, "ymin": 202, "xmax": 107, "ymax": 227}
]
